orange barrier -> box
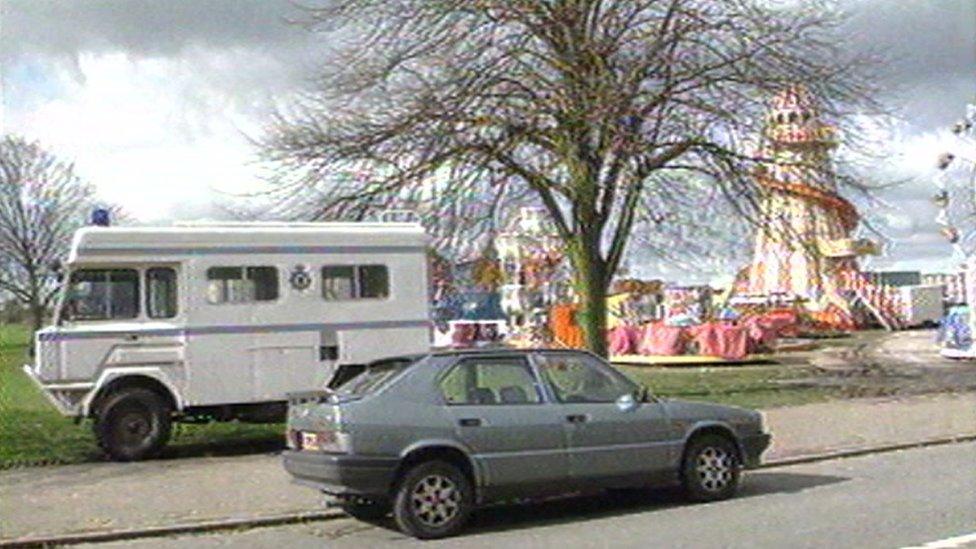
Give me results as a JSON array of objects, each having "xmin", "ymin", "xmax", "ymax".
[{"xmin": 550, "ymin": 304, "xmax": 584, "ymax": 348}]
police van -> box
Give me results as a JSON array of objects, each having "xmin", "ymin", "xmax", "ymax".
[{"xmin": 23, "ymin": 222, "xmax": 431, "ymax": 460}]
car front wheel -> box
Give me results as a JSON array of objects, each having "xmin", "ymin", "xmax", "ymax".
[
  {"xmin": 392, "ymin": 460, "xmax": 474, "ymax": 539},
  {"xmin": 681, "ymin": 433, "xmax": 741, "ymax": 502}
]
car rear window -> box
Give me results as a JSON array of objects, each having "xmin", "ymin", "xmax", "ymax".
[{"xmin": 335, "ymin": 356, "xmax": 421, "ymax": 396}]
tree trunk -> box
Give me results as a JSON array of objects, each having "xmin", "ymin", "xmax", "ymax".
[
  {"xmin": 570, "ymin": 244, "xmax": 609, "ymax": 358},
  {"xmin": 29, "ymin": 303, "xmax": 45, "ymax": 334}
]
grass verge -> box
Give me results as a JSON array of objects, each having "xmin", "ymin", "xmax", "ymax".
[
  {"xmin": 0, "ymin": 323, "xmax": 283, "ymax": 469},
  {"xmin": 621, "ymin": 363, "xmax": 837, "ymax": 409},
  {"xmin": 1, "ymin": 322, "xmax": 835, "ymax": 468}
]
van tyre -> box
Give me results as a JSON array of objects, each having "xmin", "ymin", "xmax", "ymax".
[
  {"xmin": 681, "ymin": 434, "xmax": 741, "ymax": 502},
  {"xmin": 94, "ymin": 388, "xmax": 172, "ymax": 461},
  {"xmin": 393, "ymin": 460, "xmax": 473, "ymax": 539}
]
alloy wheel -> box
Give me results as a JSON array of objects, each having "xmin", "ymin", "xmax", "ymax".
[
  {"xmin": 410, "ymin": 474, "xmax": 461, "ymax": 528},
  {"xmin": 696, "ymin": 446, "xmax": 734, "ymax": 492}
]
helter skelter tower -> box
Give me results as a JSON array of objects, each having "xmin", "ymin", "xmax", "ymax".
[{"xmin": 746, "ymin": 86, "xmax": 875, "ymax": 301}]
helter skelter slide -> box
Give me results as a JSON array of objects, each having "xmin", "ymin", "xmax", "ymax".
[{"xmin": 741, "ymin": 85, "xmax": 903, "ymax": 330}]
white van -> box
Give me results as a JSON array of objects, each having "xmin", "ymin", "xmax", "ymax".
[{"xmin": 23, "ymin": 222, "xmax": 431, "ymax": 460}]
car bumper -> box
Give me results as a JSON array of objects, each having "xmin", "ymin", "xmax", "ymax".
[
  {"xmin": 740, "ymin": 433, "xmax": 772, "ymax": 468},
  {"xmin": 282, "ymin": 450, "xmax": 399, "ymax": 499}
]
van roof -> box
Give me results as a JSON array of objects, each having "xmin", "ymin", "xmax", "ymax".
[{"xmin": 68, "ymin": 222, "xmax": 429, "ymax": 264}]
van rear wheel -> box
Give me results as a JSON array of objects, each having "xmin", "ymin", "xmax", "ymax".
[{"xmin": 94, "ymin": 388, "xmax": 172, "ymax": 461}]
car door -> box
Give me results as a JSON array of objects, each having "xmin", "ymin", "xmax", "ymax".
[
  {"xmin": 533, "ymin": 351, "xmax": 675, "ymax": 485},
  {"xmin": 439, "ymin": 355, "xmax": 569, "ymax": 498}
]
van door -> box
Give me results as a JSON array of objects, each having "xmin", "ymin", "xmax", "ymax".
[
  {"xmin": 57, "ymin": 268, "xmax": 143, "ymax": 381},
  {"xmin": 250, "ymin": 331, "xmax": 320, "ymax": 400}
]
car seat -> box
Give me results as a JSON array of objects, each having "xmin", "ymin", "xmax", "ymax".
[
  {"xmin": 499, "ymin": 385, "xmax": 528, "ymax": 404},
  {"xmin": 467, "ymin": 387, "xmax": 497, "ymax": 404}
]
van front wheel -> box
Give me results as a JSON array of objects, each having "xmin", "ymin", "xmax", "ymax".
[{"xmin": 94, "ymin": 388, "xmax": 172, "ymax": 461}]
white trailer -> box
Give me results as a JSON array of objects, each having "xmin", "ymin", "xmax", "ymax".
[
  {"xmin": 23, "ymin": 222, "xmax": 431, "ymax": 460},
  {"xmin": 898, "ymin": 284, "xmax": 945, "ymax": 328}
]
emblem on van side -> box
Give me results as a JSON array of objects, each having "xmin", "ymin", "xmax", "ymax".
[{"xmin": 290, "ymin": 265, "xmax": 312, "ymax": 291}]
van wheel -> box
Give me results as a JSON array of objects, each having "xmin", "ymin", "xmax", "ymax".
[
  {"xmin": 94, "ymin": 388, "xmax": 172, "ymax": 461},
  {"xmin": 681, "ymin": 433, "xmax": 741, "ymax": 502},
  {"xmin": 392, "ymin": 460, "xmax": 473, "ymax": 539}
]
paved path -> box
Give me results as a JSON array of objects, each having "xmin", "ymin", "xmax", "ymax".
[
  {"xmin": 2, "ymin": 392, "xmax": 974, "ymax": 542},
  {"xmin": 84, "ymin": 441, "xmax": 976, "ymax": 549}
]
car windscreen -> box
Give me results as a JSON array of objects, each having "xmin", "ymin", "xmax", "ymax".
[{"xmin": 334, "ymin": 356, "xmax": 422, "ymax": 397}]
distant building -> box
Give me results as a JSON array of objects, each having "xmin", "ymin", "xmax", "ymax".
[
  {"xmin": 922, "ymin": 271, "xmax": 967, "ymax": 305},
  {"xmin": 865, "ymin": 270, "xmax": 922, "ymax": 288}
]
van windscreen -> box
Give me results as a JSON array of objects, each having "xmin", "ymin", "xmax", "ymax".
[{"xmin": 62, "ymin": 269, "xmax": 139, "ymax": 321}]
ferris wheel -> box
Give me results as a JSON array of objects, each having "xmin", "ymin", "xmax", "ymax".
[{"xmin": 934, "ymin": 100, "xmax": 976, "ymax": 258}]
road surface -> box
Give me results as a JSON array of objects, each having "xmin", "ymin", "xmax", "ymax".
[{"xmin": 86, "ymin": 441, "xmax": 976, "ymax": 548}]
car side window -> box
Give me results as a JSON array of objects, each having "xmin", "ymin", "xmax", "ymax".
[
  {"xmin": 439, "ymin": 357, "xmax": 542, "ymax": 405},
  {"xmin": 536, "ymin": 353, "xmax": 636, "ymax": 403}
]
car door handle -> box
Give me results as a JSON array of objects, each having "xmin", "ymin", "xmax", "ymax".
[
  {"xmin": 458, "ymin": 418, "xmax": 482, "ymax": 427},
  {"xmin": 124, "ymin": 334, "xmax": 139, "ymax": 341},
  {"xmin": 566, "ymin": 414, "xmax": 588, "ymax": 424}
]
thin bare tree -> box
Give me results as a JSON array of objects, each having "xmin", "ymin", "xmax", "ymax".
[
  {"xmin": 0, "ymin": 135, "xmax": 101, "ymax": 332},
  {"xmin": 260, "ymin": 0, "xmax": 883, "ymax": 356}
]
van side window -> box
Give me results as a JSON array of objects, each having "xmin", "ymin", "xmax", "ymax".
[
  {"xmin": 358, "ymin": 265, "xmax": 389, "ymax": 298},
  {"xmin": 206, "ymin": 266, "xmax": 279, "ymax": 304},
  {"xmin": 146, "ymin": 268, "xmax": 178, "ymax": 318},
  {"xmin": 321, "ymin": 265, "xmax": 389, "ymax": 300},
  {"xmin": 322, "ymin": 266, "xmax": 355, "ymax": 300}
]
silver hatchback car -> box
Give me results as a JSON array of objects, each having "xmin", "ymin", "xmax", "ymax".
[{"xmin": 283, "ymin": 349, "xmax": 770, "ymax": 539}]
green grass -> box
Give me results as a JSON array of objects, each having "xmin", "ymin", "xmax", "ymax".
[
  {"xmin": 0, "ymin": 321, "xmax": 835, "ymax": 468},
  {"xmin": 621, "ymin": 363, "xmax": 837, "ymax": 409},
  {"xmin": 0, "ymin": 323, "xmax": 284, "ymax": 468}
]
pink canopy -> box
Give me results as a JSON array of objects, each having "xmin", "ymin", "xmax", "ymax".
[
  {"xmin": 689, "ymin": 322, "xmax": 749, "ymax": 360},
  {"xmin": 637, "ymin": 322, "xmax": 688, "ymax": 356},
  {"xmin": 607, "ymin": 325, "xmax": 639, "ymax": 355}
]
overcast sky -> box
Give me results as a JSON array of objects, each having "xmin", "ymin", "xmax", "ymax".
[{"xmin": 1, "ymin": 0, "xmax": 974, "ymax": 280}]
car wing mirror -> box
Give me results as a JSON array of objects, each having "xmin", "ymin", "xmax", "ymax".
[{"xmin": 615, "ymin": 393, "xmax": 639, "ymax": 412}]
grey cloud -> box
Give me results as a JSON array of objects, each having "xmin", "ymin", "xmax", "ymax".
[
  {"xmin": 1, "ymin": 0, "xmax": 973, "ymax": 275},
  {"xmin": 1, "ymin": 0, "xmax": 305, "ymax": 60}
]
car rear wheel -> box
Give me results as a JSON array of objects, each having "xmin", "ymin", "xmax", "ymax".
[
  {"xmin": 392, "ymin": 460, "xmax": 473, "ymax": 539},
  {"xmin": 681, "ymin": 433, "xmax": 741, "ymax": 502},
  {"xmin": 94, "ymin": 388, "xmax": 172, "ymax": 461}
]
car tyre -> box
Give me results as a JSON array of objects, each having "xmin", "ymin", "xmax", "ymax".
[
  {"xmin": 340, "ymin": 501, "xmax": 390, "ymax": 522},
  {"xmin": 681, "ymin": 433, "xmax": 741, "ymax": 502},
  {"xmin": 392, "ymin": 460, "xmax": 474, "ymax": 539},
  {"xmin": 94, "ymin": 388, "xmax": 172, "ymax": 461}
]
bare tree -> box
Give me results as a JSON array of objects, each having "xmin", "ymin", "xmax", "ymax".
[
  {"xmin": 260, "ymin": 0, "xmax": 882, "ymax": 356},
  {"xmin": 0, "ymin": 135, "xmax": 100, "ymax": 332}
]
